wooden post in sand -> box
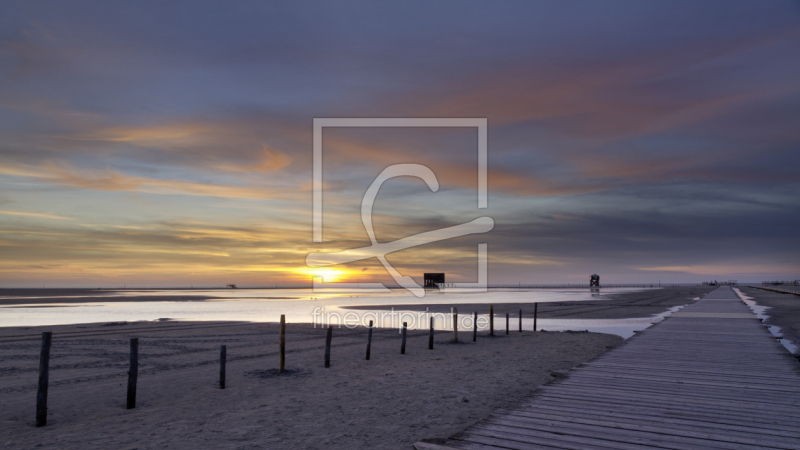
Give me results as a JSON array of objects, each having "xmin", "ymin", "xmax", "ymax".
[
  {"xmin": 126, "ymin": 338, "xmax": 138, "ymax": 409},
  {"xmin": 534, "ymin": 303, "xmax": 538, "ymax": 331},
  {"xmin": 401, "ymin": 322, "xmax": 407, "ymax": 354},
  {"xmin": 489, "ymin": 305, "xmax": 494, "ymax": 336},
  {"xmin": 219, "ymin": 345, "xmax": 226, "ymax": 389},
  {"xmin": 324, "ymin": 326, "xmax": 332, "ymax": 368},
  {"xmin": 473, "ymin": 312, "xmax": 478, "ymax": 342},
  {"xmin": 506, "ymin": 313, "xmax": 510, "ymax": 335},
  {"xmin": 279, "ymin": 315, "xmax": 286, "ymax": 373},
  {"xmin": 35, "ymin": 332, "xmax": 52, "ymax": 427},
  {"xmin": 366, "ymin": 320, "xmax": 373, "ymax": 360},
  {"xmin": 452, "ymin": 307, "xmax": 458, "ymax": 342},
  {"xmin": 519, "ymin": 309, "xmax": 523, "ymax": 332},
  {"xmin": 429, "ymin": 317, "xmax": 434, "ymax": 349}
]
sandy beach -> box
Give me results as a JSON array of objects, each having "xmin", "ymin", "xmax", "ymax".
[{"xmin": 0, "ymin": 319, "xmax": 621, "ymax": 450}]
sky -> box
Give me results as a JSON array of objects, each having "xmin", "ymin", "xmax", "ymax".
[{"xmin": 1, "ymin": 0, "xmax": 799, "ymax": 287}]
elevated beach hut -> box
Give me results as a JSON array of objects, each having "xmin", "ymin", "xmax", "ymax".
[{"xmin": 423, "ymin": 273, "xmax": 445, "ymax": 288}]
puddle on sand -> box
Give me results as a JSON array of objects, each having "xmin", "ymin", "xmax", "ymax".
[
  {"xmin": 534, "ymin": 304, "xmax": 688, "ymax": 339},
  {"xmin": 733, "ymin": 287, "xmax": 798, "ymax": 355}
]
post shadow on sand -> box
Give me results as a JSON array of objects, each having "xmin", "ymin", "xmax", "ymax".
[{"xmin": 244, "ymin": 368, "xmax": 312, "ymax": 379}]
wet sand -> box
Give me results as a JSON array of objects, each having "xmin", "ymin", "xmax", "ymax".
[
  {"xmin": 342, "ymin": 286, "xmax": 715, "ymax": 319},
  {"xmin": 0, "ymin": 320, "xmax": 621, "ymax": 450},
  {"xmin": 0, "ymin": 289, "xmax": 225, "ymax": 305},
  {"xmin": 755, "ymin": 285, "xmax": 800, "ymax": 294}
]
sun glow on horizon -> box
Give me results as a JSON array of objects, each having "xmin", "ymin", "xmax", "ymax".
[{"xmin": 292, "ymin": 267, "xmax": 354, "ymax": 283}]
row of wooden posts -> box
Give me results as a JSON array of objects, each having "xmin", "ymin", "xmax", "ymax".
[{"xmin": 34, "ymin": 303, "xmax": 539, "ymax": 427}]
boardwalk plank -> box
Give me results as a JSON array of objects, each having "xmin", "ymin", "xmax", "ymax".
[
  {"xmin": 474, "ymin": 422, "xmax": 698, "ymax": 450},
  {"xmin": 461, "ymin": 426, "xmax": 648, "ymax": 450},
  {"xmin": 532, "ymin": 386, "xmax": 800, "ymax": 414},
  {"xmin": 526, "ymin": 393, "xmax": 800, "ymax": 426},
  {"xmin": 496, "ymin": 410, "xmax": 800, "ymax": 448},
  {"xmin": 521, "ymin": 403, "xmax": 800, "ymax": 438},
  {"xmin": 481, "ymin": 418, "xmax": 764, "ymax": 450},
  {"xmin": 581, "ymin": 363, "xmax": 800, "ymax": 380}
]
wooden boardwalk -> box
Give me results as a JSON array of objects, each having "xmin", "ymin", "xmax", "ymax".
[{"xmin": 415, "ymin": 287, "xmax": 800, "ymax": 450}]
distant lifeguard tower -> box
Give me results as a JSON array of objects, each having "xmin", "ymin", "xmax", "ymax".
[
  {"xmin": 424, "ymin": 273, "xmax": 445, "ymax": 288},
  {"xmin": 589, "ymin": 274, "xmax": 600, "ymax": 287}
]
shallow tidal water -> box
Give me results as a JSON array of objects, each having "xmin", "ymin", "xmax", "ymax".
[{"xmin": 0, "ymin": 287, "xmax": 676, "ymax": 338}]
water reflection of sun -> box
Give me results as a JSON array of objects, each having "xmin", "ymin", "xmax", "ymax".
[{"xmin": 293, "ymin": 267, "xmax": 352, "ymax": 282}]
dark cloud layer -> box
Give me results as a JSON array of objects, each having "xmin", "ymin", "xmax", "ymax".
[{"xmin": 0, "ymin": 1, "xmax": 799, "ymax": 285}]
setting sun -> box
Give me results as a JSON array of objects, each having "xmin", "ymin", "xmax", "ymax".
[{"xmin": 292, "ymin": 267, "xmax": 353, "ymax": 283}]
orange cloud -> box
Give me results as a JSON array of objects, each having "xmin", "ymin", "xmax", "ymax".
[
  {"xmin": 53, "ymin": 121, "xmax": 296, "ymax": 175},
  {"xmin": 61, "ymin": 124, "xmax": 206, "ymax": 143},
  {"xmin": 0, "ymin": 210, "xmax": 74, "ymax": 220},
  {"xmin": 0, "ymin": 160, "xmax": 300, "ymax": 199},
  {"xmin": 212, "ymin": 144, "xmax": 292, "ymax": 173}
]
